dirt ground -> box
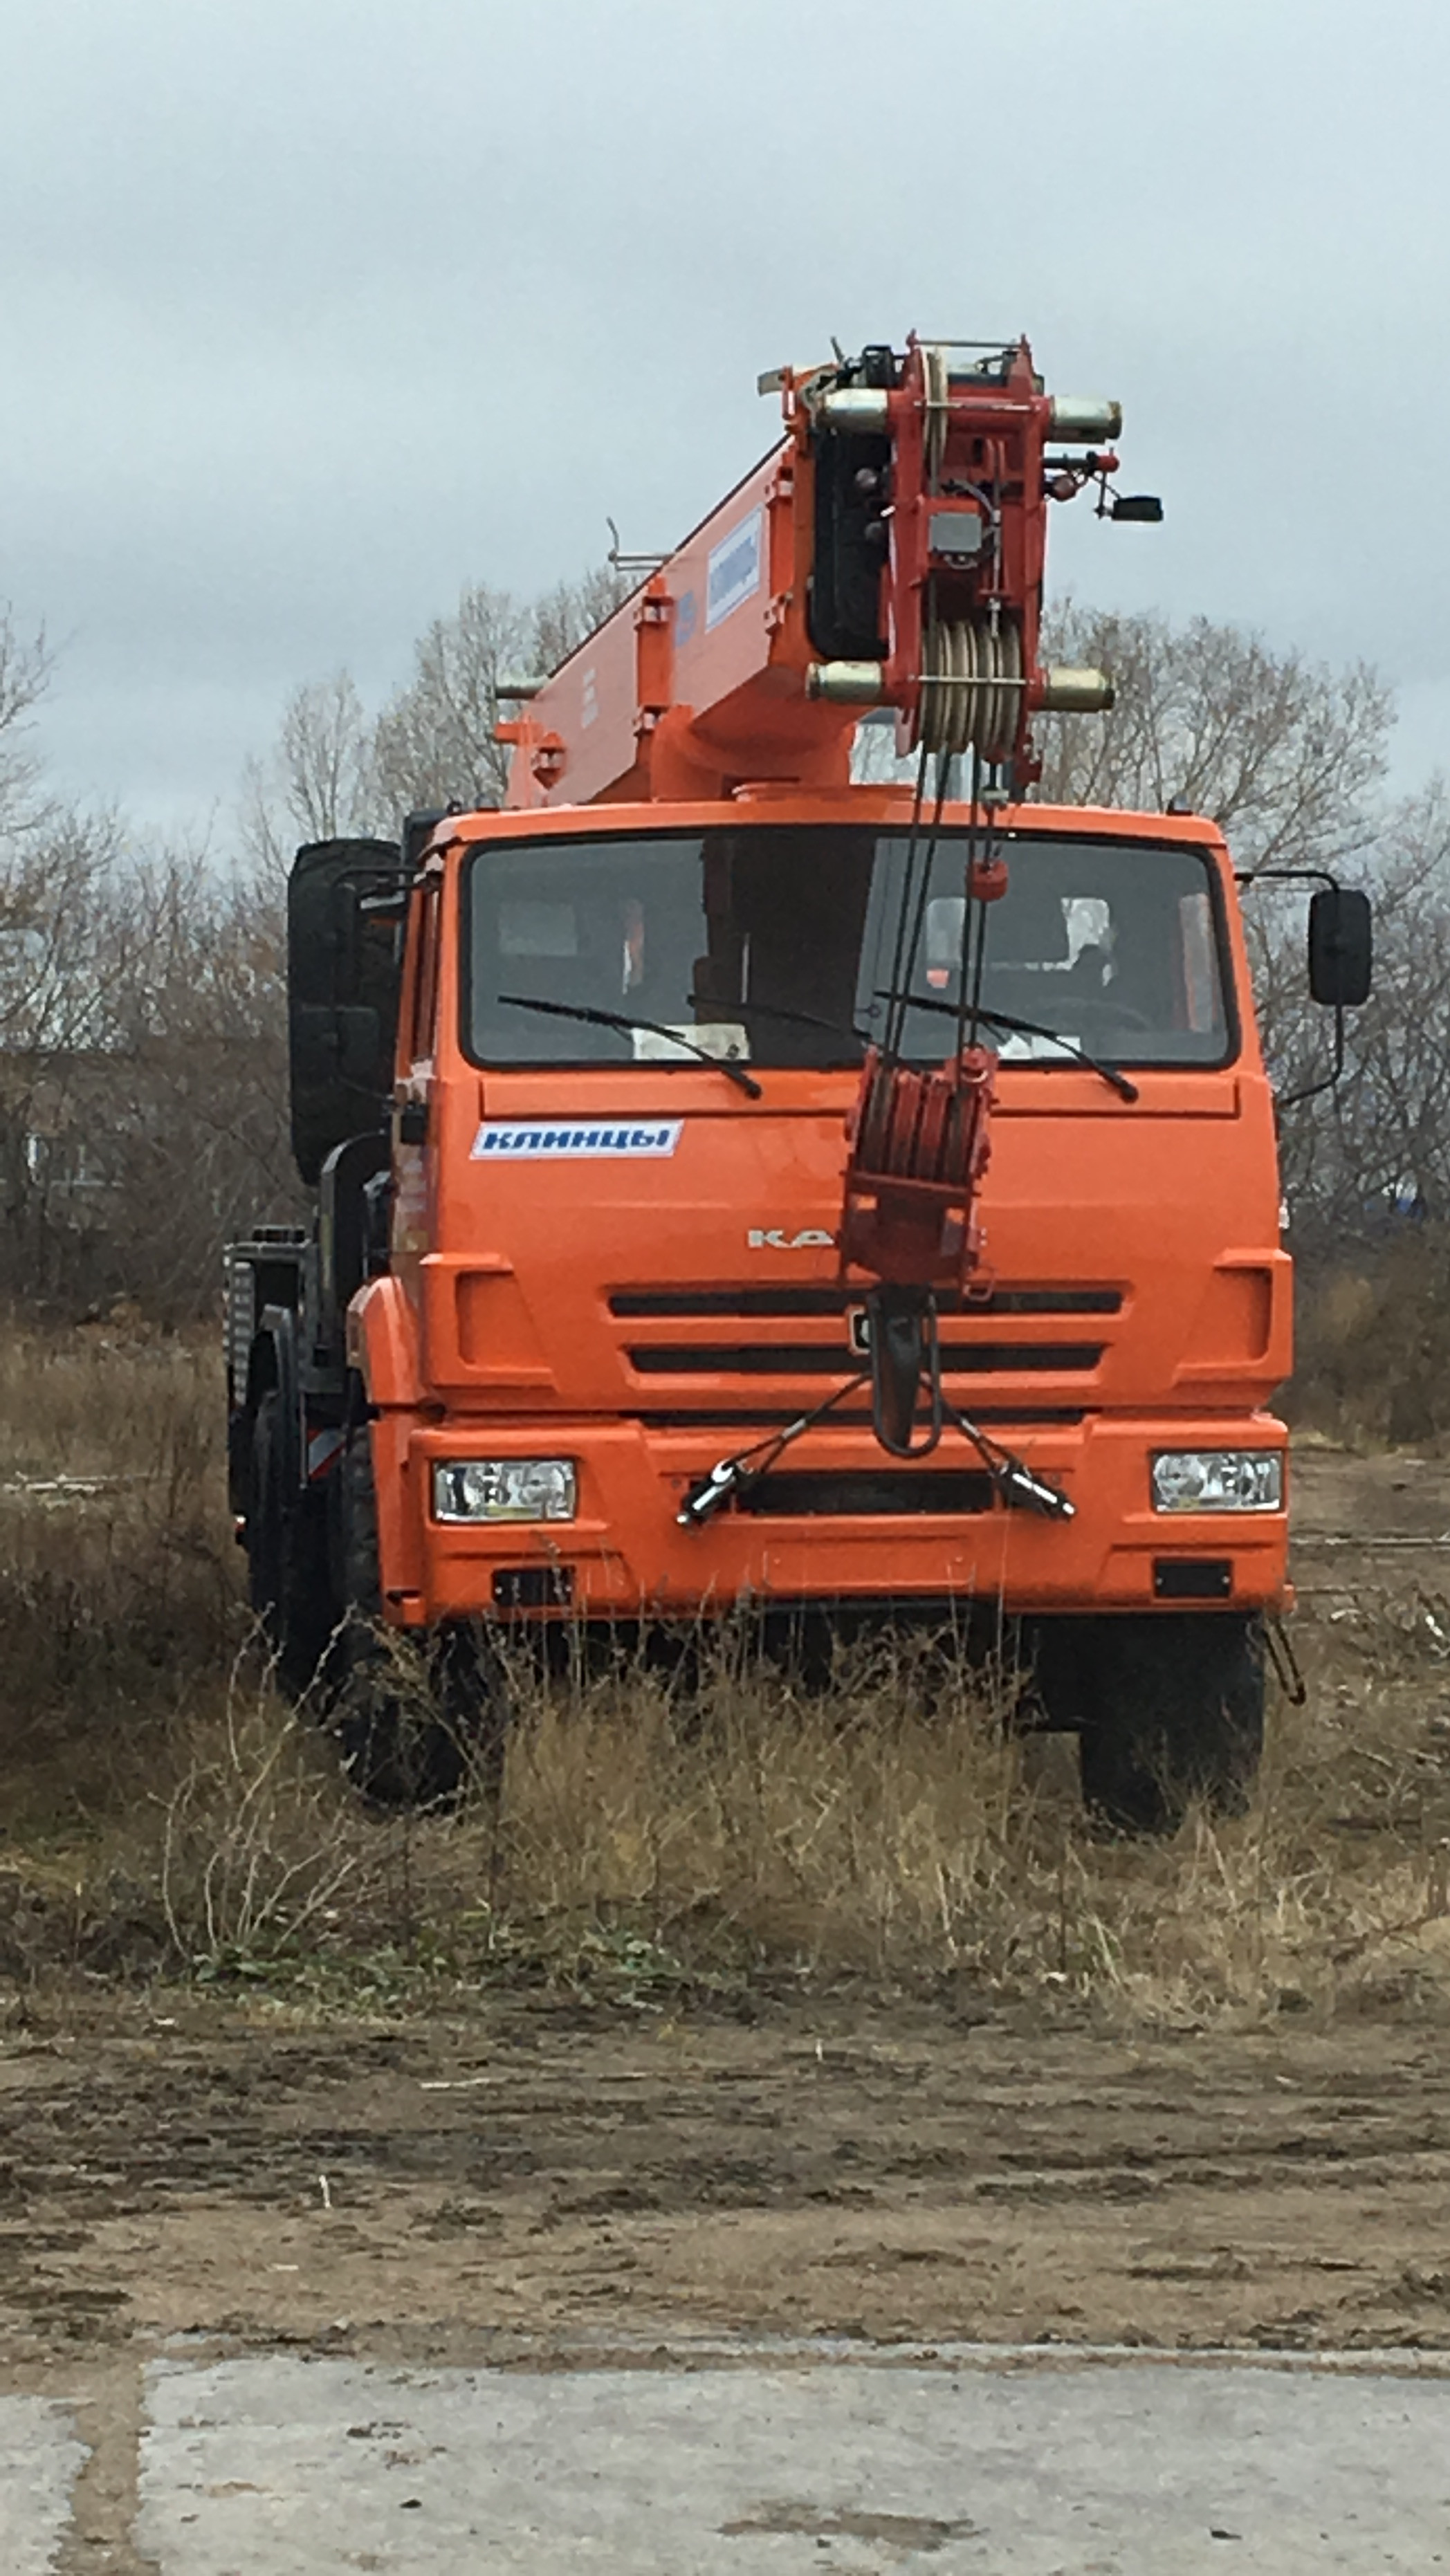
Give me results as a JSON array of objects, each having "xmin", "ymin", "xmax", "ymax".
[
  {"xmin": 3, "ymin": 2003, "xmax": 1449, "ymax": 2382},
  {"xmin": 1291, "ymin": 1435, "xmax": 1450, "ymax": 1570},
  {"xmin": 2, "ymin": 1442, "xmax": 1449, "ymax": 2405}
]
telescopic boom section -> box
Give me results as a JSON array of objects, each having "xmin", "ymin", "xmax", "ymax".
[{"xmin": 499, "ymin": 335, "xmax": 1140, "ymax": 808}]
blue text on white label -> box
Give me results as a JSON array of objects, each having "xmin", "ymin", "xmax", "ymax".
[
  {"xmin": 706, "ymin": 509, "xmax": 763, "ymax": 631},
  {"xmin": 471, "ymin": 1119, "xmax": 683, "ymax": 1161}
]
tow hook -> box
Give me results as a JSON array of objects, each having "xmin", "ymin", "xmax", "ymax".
[
  {"xmin": 677, "ymin": 1458, "xmax": 757, "ymax": 1529},
  {"xmin": 994, "ymin": 1460, "xmax": 1075, "ymax": 1519}
]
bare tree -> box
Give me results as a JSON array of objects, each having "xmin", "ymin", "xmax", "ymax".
[
  {"xmin": 0, "ymin": 830, "xmax": 300, "ymax": 1317},
  {"xmin": 0, "ymin": 621, "xmax": 134, "ymax": 1289},
  {"xmin": 1036, "ymin": 605, "xmax": 1393, "ymax": 871},
  {"xmin": 0, "ymin": 605, "xmax": 54, "ymax": 831},
  {"xmin": 0, "ymin": 618, "xmax": 295, "ymax": 1315},
  {"xmin": 1267, "ymin": 782, "xmax": 1450, "ymax": 1251},
  {"xmin": 240, "ymin": 670, "xmax": 374, "ymax": 879},
  {"xmin": 850, "ymin": 607, "xmax": 1393, "ymax": 867},
  {"xmin": 89, "ymin": 850, "xmax": 298, "ymax": 1314},
  {"xmin": 371, "ymin": 564, "xmax": 630, "ymax": 818},
  {"xmin": 530, "ymin": 564, "xmax": 633, "ymax": 677},
  {"xmin": 0, "ymin": 584, "xmax": 1415, "ymax": 1326},
  {"xmin": 1, "ymin": 555, "xmax": 645, "ymax": 1316},
  {"xmin": 369, "ymin": 582, "xmax": 531, "ymax": 815},
  {"xmin": 239, "ymin": 564, "xmax": 634, "ymax": 854}
]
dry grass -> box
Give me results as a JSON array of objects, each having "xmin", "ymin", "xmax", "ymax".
[
  {"xmin": 2, "ymin": 1318, "xmax": 1449, "ymax": 2028},
  {"xmin": 0, "ymin": 1318, "xmax": 235, "ymax": 1823},
  {"xmin": 1292, "ymin": 1231, "xmax": 1450, "ymax": 1446}
]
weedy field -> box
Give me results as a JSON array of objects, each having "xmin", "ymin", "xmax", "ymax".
[
  {"xmin": 1, "ymin": 1316, "xmax": 1449, "ymax": 2029},
  {"xmin": 4, "ymin": 1319, "xmax": 1450, "ymax": 2373}
]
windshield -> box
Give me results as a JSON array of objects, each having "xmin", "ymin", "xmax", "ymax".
[{"xmin": 464, "ymin": 827, "xmax": 1233, "ymax": 1072}]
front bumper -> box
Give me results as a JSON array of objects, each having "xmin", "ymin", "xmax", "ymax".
[{"xmin": 380, "ymin": 1410, "xmax": 1290, "ymax": 1623}]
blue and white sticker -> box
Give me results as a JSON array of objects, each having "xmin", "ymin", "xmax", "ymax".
[
  {"xmin": 706, "ymin": 508, "xmax": 763, "ymax": 631},
  {"xmin": 472, "ymin": 1119, "xmax": 683, "ymax": 1161}
]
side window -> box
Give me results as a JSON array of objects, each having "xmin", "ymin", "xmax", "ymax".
[{"xmin": 408, "ymin": 877, "xmax": 443, "ymax": 1065}]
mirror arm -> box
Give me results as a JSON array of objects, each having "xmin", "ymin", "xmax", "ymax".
[
  {"xmin": 1235, "ymin": 864, "xmax": 1337, "ymax": 892},
  {"xmin": 1276, "ymin": 999, "xmax": 1346, "ymax": 1113},
  {"xmin": 1245, "ymin": 867, "xmax": 1351, "ymax": 1109}
]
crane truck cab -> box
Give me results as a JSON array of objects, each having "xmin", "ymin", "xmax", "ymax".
[{"xmin": 226, "ymin": 334, "xmax": 1371, "ymax": 1825}]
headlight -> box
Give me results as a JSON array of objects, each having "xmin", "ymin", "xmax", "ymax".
[
  {"xmin": 432, "ymin": 1458, "xmax": 578, "ymax": 1523},
  {"xmin": 1150, "ymin": 1450, "xmax": 1283, "ymax": 1514}
]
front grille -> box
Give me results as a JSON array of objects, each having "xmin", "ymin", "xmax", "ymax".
[
  {"xmin": 627, "ymin": 1341, "xmax": 1103, "ymax": 1378},
  {"xmin": 735, "ymin": 1469, "xmax": 997, "ymax": 1518},
  {"xmin": 610, "ymin": 1283, "xmax": 1121, "ymax": 1320}
]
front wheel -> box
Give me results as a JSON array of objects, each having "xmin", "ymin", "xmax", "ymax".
[
  {"xmin": 247, "ymin": 1389, "xmax": 333, "ymax": 1698},
  {"xmin": 1075, "ymin": 1612, "xmax": 1266, "ymax": 1834},
  {"xmin": 331, "ymin": 1426, "xmax": 508, "ymax": 1805}
]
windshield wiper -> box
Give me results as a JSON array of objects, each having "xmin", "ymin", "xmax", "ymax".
[
  {"xmin": 691, "ymin": 988, "xmax": 1135, "ymax": 1101},
  {"xmin": 697, "ymin": 995, "xmax": 870, "ymax": 1053},
  {"xmin": 496, "ymin": 993, "xmax": 764, "ymax": 1098},
  {"xmin": 881, "ymin": 990, "xmax": 1139, "ymax": 1102},
  {"xmin": 713, "ymin": 986, "xmax": 1135, "ymax": 1102}
]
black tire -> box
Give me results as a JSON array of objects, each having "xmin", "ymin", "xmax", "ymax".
[
  {"xmin": 247, "ymin": 1390, "xmax": 334, "ymax": 1698},
  {"xmin": 1076, "ymin": 1612, "xmax": 1265, "ymax": 1834},
  {"xmin": 331, "ymin": 1426, "xmax": 506, "ymax": 1805}
]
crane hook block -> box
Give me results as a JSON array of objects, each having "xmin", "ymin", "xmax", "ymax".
[{"xmin": 839, "ymin": 1046, "xmax": 998, "ymax": 1294}]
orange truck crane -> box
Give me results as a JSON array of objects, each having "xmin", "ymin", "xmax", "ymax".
[{"xmin": 227, "ymin": 333, "xmax": 1372, "ymax": 1826}]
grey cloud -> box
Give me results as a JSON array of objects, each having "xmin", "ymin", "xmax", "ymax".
[{"xmin": 1, "ymin": 0, "xmax": 1447, "ymax": 827}]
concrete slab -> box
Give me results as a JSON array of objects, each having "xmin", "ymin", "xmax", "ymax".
[
  {"xmin": 0, "ymin": 2393, "xmax": 86, "ymax": 2576},
  {"xmin": 135, "ymin": 2349, "xmax": 1450, "ymax": 2574}
]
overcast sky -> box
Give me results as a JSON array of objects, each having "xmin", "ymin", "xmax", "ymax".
[{"xmin": 1, "ymin": 0, "xmax": 1447, "ymax": 837}]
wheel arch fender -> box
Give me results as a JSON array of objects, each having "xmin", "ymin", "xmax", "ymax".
[{"xmin": 345, "ymin": 1275, "xmax": 423, "ymax": 1410}]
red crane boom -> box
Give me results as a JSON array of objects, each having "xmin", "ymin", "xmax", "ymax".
[{"xmin": 499, "ymin": 334, "xmax": 1144, "ymax": 807}]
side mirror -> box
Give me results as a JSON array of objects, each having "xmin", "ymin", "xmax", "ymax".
[{"xmin": 1308, "ymin": 885, "xmax": 1372, "ymax": 1009}]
